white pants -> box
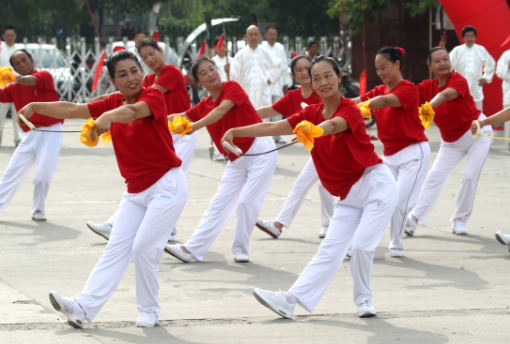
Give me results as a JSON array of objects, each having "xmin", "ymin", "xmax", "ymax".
[
  {"xmin": 504, "ymin": 105, "xmax": 510, "ymax": 151},
  {"xmin": 264, "ymin": 95, "xmax": 284, "ymax": 141},
  {"xmin": 288, "ymin": 164, "xmax": 397, "ymax": 312},
  {"xmin": 106, "ymin": 133, "xmax": 196, "ymax": 234},
  {"xmin": 384, "ymin": 142, "xmax": 430, "ymax": 250},
  {"xmin": 0, "ymin": 122, "xmax": 62, "ymax": 216},
  {"xmin": 0, "ymin": 103, "xmax": 23, "ymax": 145},
  {"xmin": 185, "ymin": 137, "xmax": 277, "ymax": 260},
  {"xmin": 411, "ymin": 114, "xmax": 492, "ymax": 226},
  {"xmin": 276, "ymin": 158, "xmax": 335, "ymax": 228},
  {"xmin": 74, "ymin": 168, "xmax": 188, "ymax": 322}
]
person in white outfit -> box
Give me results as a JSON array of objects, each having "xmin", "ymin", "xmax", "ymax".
[
  {"xmin": 230, "ymin": 25, "xmax": 286, "ymax": 110},
  {"xmin": 353, "ymin": 47, "xmax": 430, "ymax": 258},
  {"xmin": 468, "ymin": 107, "xmax": 510, "ymax": 253},
  {"xmin": 211, "ymin": 38, "xmax": 235, "ymax": 161},
  {"xmin": 0, "ymin": 49, "xmax": 64, "ymax": 221},
  {"xmin": 222, "ymin": 56, "xmax": 397, "ymax": 319},
  {"xmin": 495, "ymin": 48, "xmax": 510, "ymax": 151},
  {"xmin": 449, "ymin": 26, "xmax": 495, "ymax": 111},
  {"xmin": 86, "ymin": 39, "xmax": 196, "ymax": 243},
  {"xmin": 262, "ymin": 27, "xmax": 293, "ymax": 143},
  {"xmin": 254, "ymin": 55, "xmax": 335, "ymax": 239},
  {"xmin": 165, "ymin": 56, "xmax": 277, "ymax": 264},
  {"xmin": 406, "ymin": 47, "xmax": 492, "ymax": 237},
  {"xmin": 0, "ymin": 25, "xmax": 24, "ymax": 146},
  {"xmin": 19, "ymin": 50, "xmax": 188, "ymax": 328}
]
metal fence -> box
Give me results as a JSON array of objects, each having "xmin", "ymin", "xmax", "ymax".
[{"xmin": 21, "ymin": 35, "xmax": 344, "ymax": 103}]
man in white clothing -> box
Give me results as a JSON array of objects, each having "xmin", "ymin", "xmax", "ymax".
[
  {"xmin": 0, "ymin": 25, "xmax": 23, "ymax": 146},
  {"xmin": 496, "ymin": 47, "xmax": 510, "ymax": 150},
  {"xmin": 262, "ymin": 27, "xmax": 293, "ymax": 143},
  {"xmin": 230, "ymin": 26, "xmax": 286, "ymax": 110},
  {"xmin": 449, "ymin": 26, "xmax": 495, "ymax": 111}
]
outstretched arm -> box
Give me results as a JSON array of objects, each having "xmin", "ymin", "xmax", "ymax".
[
  {"xmin": 15, "ymin": 75, "xmax": 37, "ymax": 87},
  {"xmin": 367, "ymin": 94, "xmax": 402, "ymax": 110},
  {"xmin": 429, "ymin": 88, "xmax": 460, "ymax": 108},
  {"xmin": 190, "ymin": 100, "xmax": 235, "ymax": 132},
  {"xmin": 257, "ymin": 105, "xmax": 281, "ymax": 120},
  {"xmin": 17, "ymin": 101, "xmax": 91, "ymax": 128},
  {"xmin": 474, "ymin": 107, "xmax": 510, "ymax": 131}
]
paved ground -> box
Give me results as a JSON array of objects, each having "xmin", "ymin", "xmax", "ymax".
[{"xmin": 0, "ymin": 119, "xmax": 509, "ymax": 343}]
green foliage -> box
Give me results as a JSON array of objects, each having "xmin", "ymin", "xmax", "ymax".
[{"xmin": 327, "ymin": 0, "xmax": 437, "ymax": 35}]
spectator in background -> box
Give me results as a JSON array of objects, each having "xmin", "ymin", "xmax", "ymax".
[
  {"xmin": 262, "ymin": 26, "xmax": 293, "ymax": 143},
  {"xmin": 307, "ymin": 40, "xmax": 320, "ymax": 59},
  {"xmin": 121, "ymin": 19, "xmax": 135, "ymax": 40},
  {"xmin": 496, "ymin": 47, "xmax": 510, "ymax": 151},
  {"xmin": 212, "ymin": 38, "xmax": 233, "ymax": 83},
  {"xmin": 449, "ymin": 26, "xmax": 495, "ymax": 111},
  {"xmin": 0, "ymin": 25, "xmax": 23, "ymax": 146},
  {"xmin": 130, "ymin": 31, "xmax": 151, "ymax": 74},
  {"xmin": 133, "ymin": 31, "xmax": 147, "ymax": 48}
]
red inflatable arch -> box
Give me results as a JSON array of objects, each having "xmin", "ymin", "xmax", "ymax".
[{"xmin": 438, "ymin": 0, "xmax": 510, "ymax": 116}]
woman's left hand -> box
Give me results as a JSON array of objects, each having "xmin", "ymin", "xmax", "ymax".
[
  {"xmin": 92, "ymin": 114, "xmax": 112, "ymax": 139},
  {"xmin": 221, "ymin": 129, "xmax": 235, "ymax": 148}
]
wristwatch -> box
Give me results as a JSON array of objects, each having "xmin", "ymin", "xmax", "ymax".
[{"xmin": 19, "ymin": 76, "xmax": 24, "ymax": 84}]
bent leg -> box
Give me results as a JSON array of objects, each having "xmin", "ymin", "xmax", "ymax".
[{"xmin": 318, "ymin": 181, "xmax": 335, "ymax": 227}]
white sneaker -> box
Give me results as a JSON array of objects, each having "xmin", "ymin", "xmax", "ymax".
[
  {"xmin": 255, "ymin": 220, "xmax": 281, "ymax": 239},
  {"xmin": 390, "ymin": 249, "xmax": 404, "ymax": 258},
  {"xmin": 32, "ymin": 211, "xmax": 46, "ymax": 221},
  {"xmin": 405, "ymin": 215, "xmax": 417, "ymax": 236},
  {"xmin": 357, "ymin": 299, "xmax": 376, "ymax": 318},
  {"xmin": 136, "ymin": 310, "xmax": 158, "ymax": 327},
  {"xmin": 495, "ymin": 231, "xmax": 510, "ymax": 252},
  {"xmin": 346, "ymin": 246, "xmax": 352, "ymax": 259},
  {"xmin": 165, "ymin": 243, "xmax": 193, "ymax": 263},
  {"xmin": 319, "ymin": 226, "xmax": 328, "ymax": 239},
  {"xmin": 451, "ymin": 221, "xmax": 468, "ymax": 235},
  {"xmin": 49, "ymin": 291, "xmax": 86, "ymax": 328},
  {"xmin": 168, "ymin": 233, "xmax": 175, "ymax": 242},
  {"xmin": 253, "ymin": 288, "xmax": 295, "ymax": 319},
  {"xmin": 234, "ymin": 251, "xmax": 249, "ymax": 263},
  {"xmin": 86, "ymin": 221, "xmax": 112, "ymax": 240}
]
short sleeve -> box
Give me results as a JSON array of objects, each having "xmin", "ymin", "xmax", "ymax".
[
  {"xmin": 34, "ymin": 71, "xmax": 55, "ymax": 90},
  {"xmin": 156, "ymin": 65, "xmax": 180, "ymax": 92},
  {"xmin": 185, "ymin": 101, "xmax": 203, "ymax": 122},
  {"xmin": 392, "ymin": 83, "xmax": 418, "ymax": 110},
  {"xmin": 222, "ymin": 81, "xmax": 248, "ymax": 108},
  {"xmin": 272, "ymin": 91, "xmax": 293, "ymax": 115},
  {"xmin": 334, "ymin": 99, "xmax": 362, "ymax": 135},
  {"xmin": 87, "ymin": 99, "xmax": 110, "ymax": 119},
  {"xmin": 448, "ymin": 73, "xmax": 470, "ymax": 98},
  {"xmin": 138, "ymin": 88, "xmax": 167, "ymax": 121},
  {"xmin": 360, "ymin": 88, "xmax": 378, "ymax": 102},
  {"xmin": 416, "ymin": 81, "xmax": 428, "ymax": 104},
  {"xmin": 286, "ymin": 106, "xmax": 310, "ymax": 129}
]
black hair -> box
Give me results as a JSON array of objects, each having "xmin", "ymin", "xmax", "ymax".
[
  {"xmin": 308, "ymin": 40, "xmax": 319, "ymax": 48},
  {"xmin": 9, "ymin": 49, "xmax": 33, "ymax": 71},
  {"xmin": 290, "ymin": 55, "xmax": 312, "ymax": 77},
  {"xmin": 462, "ymin": 26, "xmax": 477, "ymax": 38},
  {"xmin": 266, "ymin": 26, "xmax": 277, "ymax": 33},
  {"xmin": 191, "ymin": 56, "xmax": 217, "ymax": 81},
  {"xmin": 3, "ymin": 25, "xmax": 15, "ymax": 34},
  {"xmin": 133, "ymin": 30, "xmax": 146, "ymax": 38},
  {"xmin": 308, "ymin": 55, "xmax": 341, "ymax": 79},
  {"xmin": 106, "ymin": 50, "xmax": 142, "ymax": 78},
  {"xmin": 427, "ymin": 46, "xmax": 448, "ymax": 62},
  {"xmin": 377, "ymin": 47, "xmax": 404, "ymax": 70},
  {"xmin": 137, "ymin": 39, "xmax": 160, "ymax": 55}
]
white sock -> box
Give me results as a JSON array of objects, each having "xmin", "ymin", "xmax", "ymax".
[{"xmin": 284, "ymin": 292, "xmax": 297, "ymax": 304}]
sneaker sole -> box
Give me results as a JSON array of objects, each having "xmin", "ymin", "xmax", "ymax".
[
  {"xmin": 319, "ymin": 233, "xmax": 326, "ymax": 239},
  {"xmin": 234, "ymin": 258, "xmax": 249, "ymax": 263},
  {"xmin": 255, "ymin": 223, "xmax": 279, "ymax": 239},
  {"xmin": 86, "ymin": 224, "xmax": 110, "ymax": 241},
  {"xmin": 404, "ymin": 229, "xmax": 414, "ymax": 237},
  {"xmin": 49, "ymin": 292, "xmax": 83, "ymax": 329},
  {"xmin": 164, "ymin": 247, "xmax": 191, "ymax": 263},
  {"xmin": 253, "ymin": 290, "xmax": 291, "ymax": 319},
  {"xmin": 495, "ymin": 232, "xmax": 508, "ymax": 246},
  {"xmin": 358, "ymin": 311, "xmax": 377, "ymax": 318},
  {"xmin": 32, "ymin": 217, "xmax": 47, "ymax": 221}
]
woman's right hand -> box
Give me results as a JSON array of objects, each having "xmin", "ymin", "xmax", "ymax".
[
  {"xmin": 471, "ymin": 120, "xmax": 483, "ymax": 136},
  {"xmin": 17, "ymin": 103, "xmax": 35, "ymax": 127}
]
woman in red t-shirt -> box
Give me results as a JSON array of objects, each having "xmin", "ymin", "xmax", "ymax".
[
  {"xmin": 164, "ymin": 56, "xmax": 277, "ymax": 264},
  {"xmin": 352, "ymin": 47, "xmax": 430, "ymax": 258},
  {"xmin": 87, "ymin": 39, "xmax": 196, "ymax": 242},
  {"xmin": 222, "ymin": 56, "xmax": 397, "ymax": 319},
  {"xmin": 255, "ymin": 55, "xmax": 335, "ymax": 240},
  {"xmin": 406, "ymin": 47, "xmax": 492, "ymax": 237},
  {"xmin": 17, "ymin": 51, "xmax": 188, "ymax": 328}
]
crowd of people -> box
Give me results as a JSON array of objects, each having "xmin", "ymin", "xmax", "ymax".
[{"xmin": 0, "ymin": 22, "xmax": 509, "ymax": 329}]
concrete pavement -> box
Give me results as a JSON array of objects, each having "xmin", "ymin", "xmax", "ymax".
[{"xmin": 0, "ymin": 119, "xmax": 509, "ymax": 343}]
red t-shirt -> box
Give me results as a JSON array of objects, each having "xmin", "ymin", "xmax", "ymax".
[
  {"xmin": 143, "ymin": 65, "xmax": 190, "ymax": 114},
  {"xmin": 87, "ymin": 87, "xmax": 182, "ymax": 193},
  {"xmin": 416, "ymin": 72, "xmax": 481, "ymax": 142},
  {"xmin": 185, "ymin": 81, "xmax": 262, "ymax": 162},
  {"xmin": 272, "ymin": 88, "xmax": 322, "ymax": 117},
  {"xmin": 361, "ymin": 80, "xmax": 428, "ymax": 156},
  {"xmin": 0, "ymin": 70, "xmax": 63, "ymax": 132},
  {"xmin": 287, "ymin": 96, "xmax": 382, "ymax": 200}
]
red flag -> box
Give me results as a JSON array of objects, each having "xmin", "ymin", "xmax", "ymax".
[
  {"xmin": 92, "ymin": 51, "xmax": 106, "ymax": 91},
  {"xmin": 215, "ymin": 35, "xmax": 224, "ymax": 53},
  {"xmin": 113, "ymin": 46, "xmax": 125, "ymax": 53},
  {"xmin": 154, "ymin": 31, "xmax": 160, "ymax": 42},
  {"xmin": 198, "ymin": 38, "xmax": 206, "ymax": 57},
  {"xmin": 359, "ymin": 70, "xmax": 367, "ymax": 96}
]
